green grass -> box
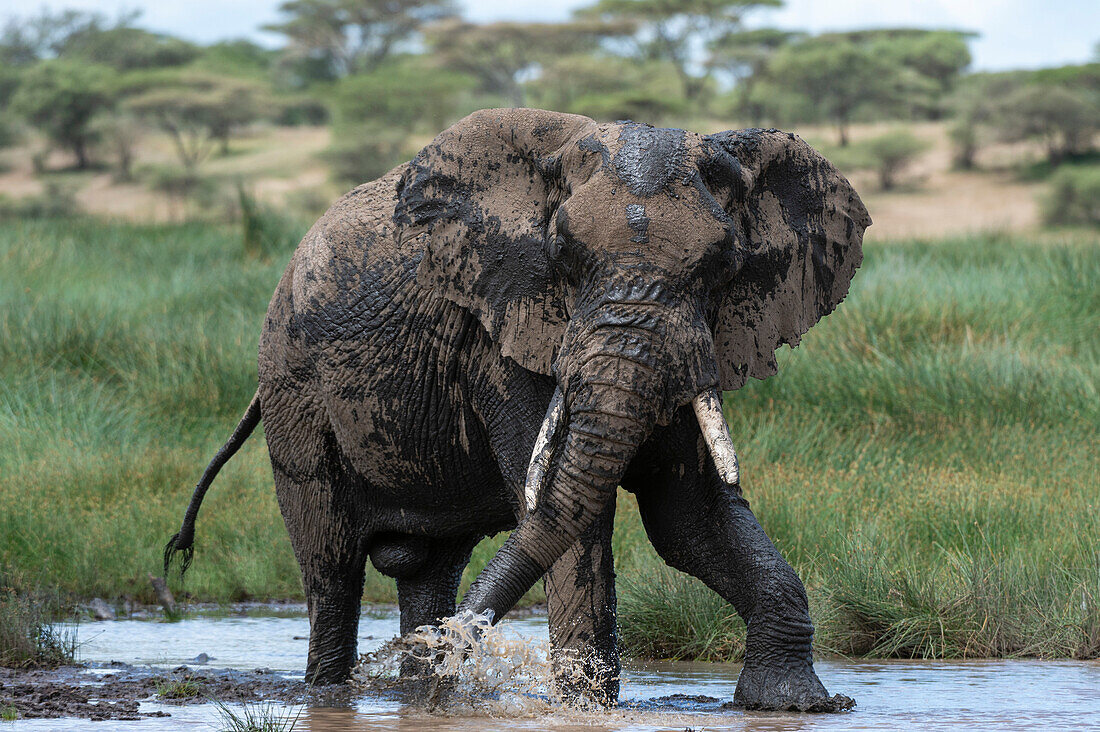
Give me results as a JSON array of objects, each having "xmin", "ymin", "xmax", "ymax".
[
  {"xmin": 0, "ymin": 567, "xmax": 77, "ymax": 668},
  {"xmin": 156, "ymin": 676, "xmax": 206, "ymax": 699},
  {"xmin": 214, "ymin": 700, "xmax": 303, "ymax": 732},
  {"xmin": 0, "ymin": 218, "xmax": 1097, "ymax": 659}
]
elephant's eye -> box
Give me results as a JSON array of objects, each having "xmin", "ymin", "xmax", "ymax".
[{"xmin": 547, "ymin": 234, "xmax": 565, "ymax": 261}]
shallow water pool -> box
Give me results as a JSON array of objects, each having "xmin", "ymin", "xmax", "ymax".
[{"xmin": 18, "ymin": 609, "xmax": 1100, "ymax": 730}]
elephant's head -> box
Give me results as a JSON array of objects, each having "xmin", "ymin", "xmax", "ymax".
[{"xmin": 394, "ymin": 108, "xmax": 870, "ymax": 619}]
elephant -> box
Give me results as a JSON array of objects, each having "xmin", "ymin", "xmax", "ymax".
[{"xmin": 164, "ymin": 108, "xmax": 869, "ymax": 711}]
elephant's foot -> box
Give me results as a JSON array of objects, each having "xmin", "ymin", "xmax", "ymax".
[
  {"xmin": 304, "ymin": 629, "xmax": 359, "ymax": 685},
  {"xmin": 304, "ymin": 653, "xmax": 354, "ymax": 686},
  {"xmin": 550, "ymin": 649, "xmax": 619, "ymax": 708},
  {"xmin": 731, "ymin": 661, "xmax": 853, "ymax": 712}
]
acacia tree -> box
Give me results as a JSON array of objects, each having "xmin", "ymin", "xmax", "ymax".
[
  {"xmin": 529, "ymin": 53, "xmax": 686, "ymax": 122},
  {"xmin": 765, "ymin": 37, "xmax": 904, "ymax": 146},
  {"xmin": 128, "ymin": 74, "xmax": 268, "ymax": 170},
  {"xmin": 266, "ymin": 0, "xmax": 456, "ymax": 79},
  {"xmin": 0, "ymin": 8, "xmax": 112, "ymax": 66},
  {"xmin": 707, "ymin": 28, "xmax": 801, "ymax": 123},
  {"xmin": 577, "ymin": 0, "xmax": 780, "ymax": 103},
  {"xmin": 994, "ymin": 84, "xmax": 1099, "ymax": 165},
  {"xmin": 424, "ymin": 19, "xmax": 627, "ymax": 106},
  {"xmin": 11, "ymin": 60, "xmax": 116, "ymax": 169}
]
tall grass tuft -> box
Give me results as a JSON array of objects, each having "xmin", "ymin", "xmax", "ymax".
[
  {"xmin": 618, "ymin": 560, "xmax": 745, "ymax": 661},
  {"xmin": 0, "ymin": 567, "xmax": 76, "ymax": 668},
  {"xmin": 214, "ymin": 700, "xmax": 303, "ymax": 732}
]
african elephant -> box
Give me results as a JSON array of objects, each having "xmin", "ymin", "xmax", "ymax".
[{"xmin": 165, "ymin": 108, "xmax": 869, "ymax": 711}]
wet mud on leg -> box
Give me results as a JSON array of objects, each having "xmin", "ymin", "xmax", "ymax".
[
  {"xmin": 624, "ymin": 409, "xmax": 852, "ymax": 712},
  {"xmin": 545, "ymin": 496, "xmax": 620, "ymax": 706}
]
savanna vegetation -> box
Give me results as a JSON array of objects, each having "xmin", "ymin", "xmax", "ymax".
[
  {"xmin": 0, "ymin": 2, "xmax": 1097, "ymax": 229},
  {"xmin": 0, "ymin": 0, "xmax": 1097, "ymax": 666},
  {"xmin": 0, "ymin": 217, "xmax": 1096, "ymax": 661}
]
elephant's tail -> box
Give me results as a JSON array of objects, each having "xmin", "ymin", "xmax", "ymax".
[{"xmin": 163, "ymin": 391, "xmax": 262, "ymax": 579}]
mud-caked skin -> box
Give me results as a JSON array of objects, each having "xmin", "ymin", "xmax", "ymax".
[{"xmin": 166, "ymin": 108, "xmax": 869, "ymax": 710}]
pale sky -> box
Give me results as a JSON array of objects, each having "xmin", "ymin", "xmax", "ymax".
[{"xmin": 1, "ymin": 0, "xmax": 1096, "ymax": 72}]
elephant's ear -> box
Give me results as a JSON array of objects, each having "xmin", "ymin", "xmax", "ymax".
[
  {"xmin": 705, "ymin": 129, "xmax": 871, "ymax": 390},
  {"xmin": 395, "ymin": 108, "xmax": 598, "ymax": 376}
]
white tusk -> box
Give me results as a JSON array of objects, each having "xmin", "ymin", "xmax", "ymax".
[
  {"xmin": 692, "ymin": 388, "xmax": 740, "ymax": 485},
  {"xmin": 524, "ymin": 387, "xmax": 565, "ymax": 511}
]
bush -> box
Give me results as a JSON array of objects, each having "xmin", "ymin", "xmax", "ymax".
[
  {"xmin": 142, "ymin": 164, "xmax": 220, "ymax": 219},
  {"xmin": 323, "ymin": 124, "xmax": 410, "ymax": 185},
  {"xmin": 238, "ymin": 185, "xmax": 302, "ymax": 261},
  {"xmin": 0, "ymin": 113, "xmax": 20, "ymax": 150},
  {"xmin": 862, "ymin": 130, "xmax": 930, "ymax": 190},
  {"xmin": 0, "ymin": 182, "xmax": 83, "ymax": 220},
  {"xmin": 1042, "ymin": 166, "xmax": 1100, "ymax": 227}
]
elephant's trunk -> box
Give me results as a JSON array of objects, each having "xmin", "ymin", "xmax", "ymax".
[{"xmin": 459, "ymin": 299, "xmax": 667, "ymax": 621}]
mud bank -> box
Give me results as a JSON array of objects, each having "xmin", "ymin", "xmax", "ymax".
[{"xmin": 0, "ymin": 664, "xmax": 308, "ymax": 721}]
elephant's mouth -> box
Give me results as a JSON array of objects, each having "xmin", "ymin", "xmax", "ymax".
[{"xmin": 522, "ymin": 384, "xmax": 739, "ymax": 511}]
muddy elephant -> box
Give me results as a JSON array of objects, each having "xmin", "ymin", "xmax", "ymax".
[{"xmin": 165, "ymin": 108, "xmax": 869, "ymax": 711}]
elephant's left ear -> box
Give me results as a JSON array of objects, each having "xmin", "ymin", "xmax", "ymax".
[
  {"xmin": 394, "ymin": 109, "xmax": 598, "ymax": 376},
  {"xmin": 704, "ymin": 129, "xmax": 871, "ymax": 390}
]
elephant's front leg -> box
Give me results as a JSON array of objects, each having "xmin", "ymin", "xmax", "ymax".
[
  {"xmin": 544, "ymin": 496, "xmax": 619, "ymax": 706},
  {"xmin": 623, "ymin": 407, "xmax": 851, "ymax": 712}
]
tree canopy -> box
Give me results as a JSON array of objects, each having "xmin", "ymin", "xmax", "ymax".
[
  {"xmin": 10, "ymin": 60, "xmax": 116, "ymax": 168},
  {"xmin": 424, "ymin": 19, "xmax": 627, "ymax": 106},
  {"xmin": 266, "ymin": 0, "xmax": 457, "ymax": 79},
  {"xmin": 578, "ymin": 0, "xmax": 780, "ymax": 101}
]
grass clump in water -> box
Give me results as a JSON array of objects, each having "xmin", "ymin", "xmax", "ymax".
[
  {"xmin": 214, "ymin": 700, "xmax": 303, "ymax": 732},
  {"xmin": 155, "ymin": 675, "xmax": 206, "ymax": 700},
  {"xmin": 0, "ymin": 568, "xmax": 76, "ymax": 669},
  {"xmin": 1, "ymin": 705, "xmax": 16, "ymax": 722}
]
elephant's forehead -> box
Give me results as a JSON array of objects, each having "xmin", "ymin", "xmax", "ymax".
[{"xmin": 580, "ymin": 124, "xmax": 706, "ymax": 197}]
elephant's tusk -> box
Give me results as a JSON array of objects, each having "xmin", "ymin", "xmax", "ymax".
[
  {"xmin": 692, "ymin": 388, "xmax": 740, "ymax": 485},
  {"xmin": 524, "ymin": 387, "xmax": 565, "ymax": 511}
]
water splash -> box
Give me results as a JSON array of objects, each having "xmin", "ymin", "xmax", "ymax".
[{"xmin": 353, "ymin": 610, "xmax": 618, "ymax": 716}]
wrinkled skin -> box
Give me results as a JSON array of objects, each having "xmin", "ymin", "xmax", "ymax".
[{"xmin": 170, "ymin": 109, "xmax": 869, "ymax": 711}]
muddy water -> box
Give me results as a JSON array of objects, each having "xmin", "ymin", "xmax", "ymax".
[{"xmin": 18, "ymin": 608, "xmax": 1100, "ymax": 730}]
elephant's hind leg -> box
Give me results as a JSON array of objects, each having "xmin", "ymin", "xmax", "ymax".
[
  {"xmin": 265, "ymin": 400, "xmax": 368, "ymax": 685},
  {"xmin": 544, "ymin": 497, "xmax": 619, "ymax": 706}
]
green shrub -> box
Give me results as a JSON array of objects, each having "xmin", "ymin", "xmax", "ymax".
[
  {"xmin": 862, "ymin": 130, "xmax": 930, "ymax": 190},
  {"xmin": 323, "ymin": 124, "xmax": 410, "ymax": 185},
  {"xmin": 0, "ymin": 113, "xmax": 20, "ymax": 150},
  {"xmin": 1042, "ymin": 166, "xmax": 1100, "ymax": 227}
]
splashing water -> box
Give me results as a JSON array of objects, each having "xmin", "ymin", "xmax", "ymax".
[{"xmin": 352, "ymin": 610, "xmax": 615, "ymax": 717}]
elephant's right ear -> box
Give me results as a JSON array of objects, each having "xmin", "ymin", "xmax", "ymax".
[
  {"xmin": 705, "ymin": 129, "xmax": 871, "ymax": 390},
  {"xmin": 395, "ymin": 108, "xmax": 598, "ymax": 376}
]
